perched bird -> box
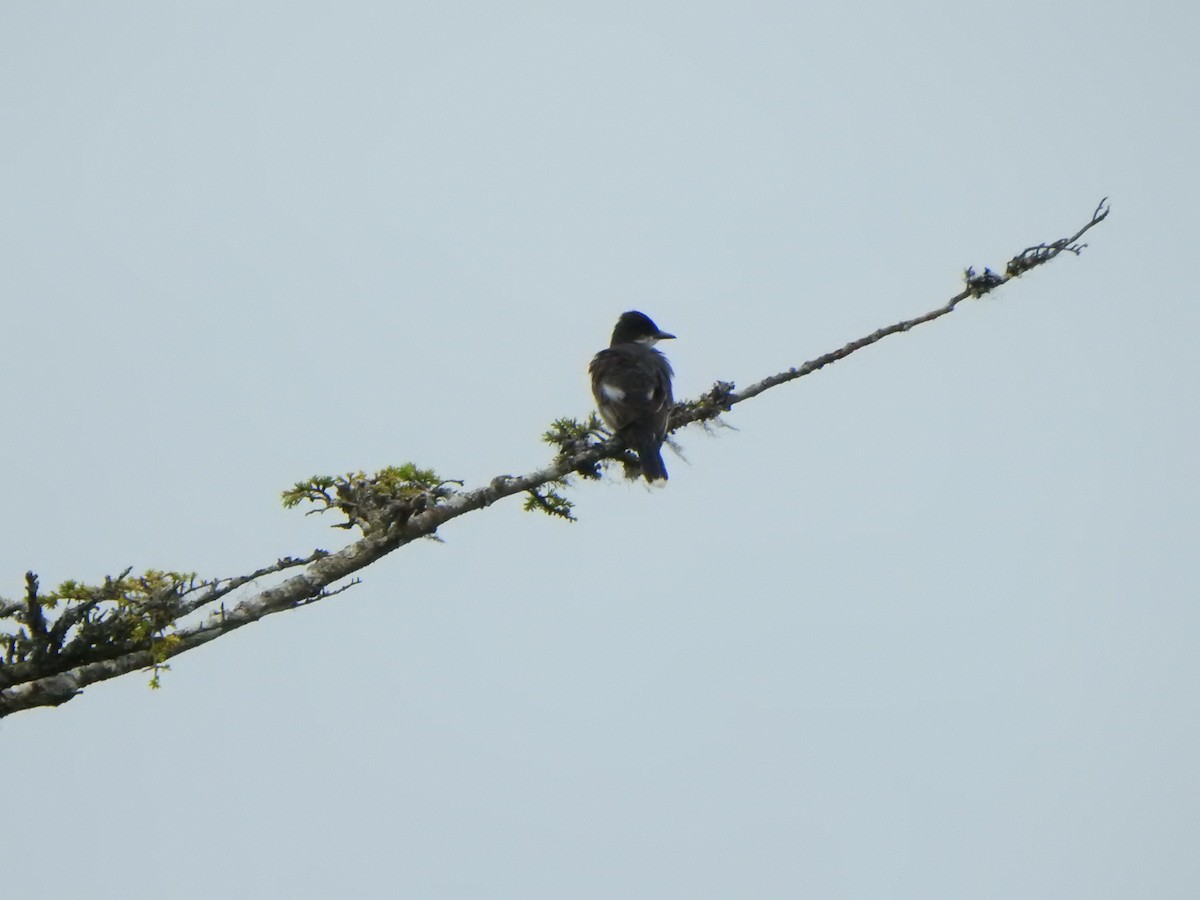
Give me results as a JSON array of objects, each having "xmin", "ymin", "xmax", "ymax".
[{"xmin": 589, "ymin": 311, "xmax": 676, "ymax": 482}]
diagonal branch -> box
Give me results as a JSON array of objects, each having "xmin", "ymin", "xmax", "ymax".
[
  {"xmin": 689, "ymin": 198, "xmax": 1111, "ymax": 414},
  {"xmin": 0, "ymin": 200, "xmax": 1110, "ymax": 718}
]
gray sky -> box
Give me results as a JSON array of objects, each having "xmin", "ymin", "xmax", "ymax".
[{"xmin": 3, "ymin": 3, "xmax": 1197, "ymax": 897}]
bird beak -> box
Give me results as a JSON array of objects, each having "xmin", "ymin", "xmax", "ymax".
[{"xmin": 656, "ymin": 331, "xmax": 676, "ymax": 340}]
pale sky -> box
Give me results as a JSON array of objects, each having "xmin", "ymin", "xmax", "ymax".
[{"xmin": 3, "ymin": 3, "xmax": 1198, "ymax": 898}]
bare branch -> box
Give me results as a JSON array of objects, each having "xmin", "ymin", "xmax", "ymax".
[{"xmin": 670, "ymin": 200, "xmax": 1110, "ymax": 418}]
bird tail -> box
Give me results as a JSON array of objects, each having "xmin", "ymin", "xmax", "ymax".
[{"xmin": 637, "ymin": 440, "xmax": 668, "ymax": 482}]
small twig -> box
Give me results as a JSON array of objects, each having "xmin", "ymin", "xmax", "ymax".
[
  {"xmin": 299, "ymin": 579, "xmax": 361, "ymax": 605},
  {"xmin": 177, "ymin": 550, "xmax": 330, "ymax": 617},
  {"xmin": 24, "ymin": 573, "xmax": 46, "ymax": 641}
]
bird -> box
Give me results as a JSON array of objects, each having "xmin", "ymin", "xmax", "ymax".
[{"xmin": 589, "ymin": 311, "xmax": 676, "ymax": 482}]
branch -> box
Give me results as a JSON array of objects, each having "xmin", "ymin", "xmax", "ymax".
[
  {"xmin": 680, "ymin": 198, "xmax": 1111, "ymax": 417},
  {"xmin": 0, "ymin": 200, "xmax": 1110, "ymax": 718}
]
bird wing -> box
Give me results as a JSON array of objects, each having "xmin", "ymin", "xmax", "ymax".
[{"xmin": 589, "ymin": 345, "xmax": 674, "ymax": 431}]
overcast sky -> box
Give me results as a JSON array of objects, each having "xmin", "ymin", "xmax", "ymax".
[{"xmin": 3, "ymin": 3, "xmax": 1197, "ymax": 898}]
